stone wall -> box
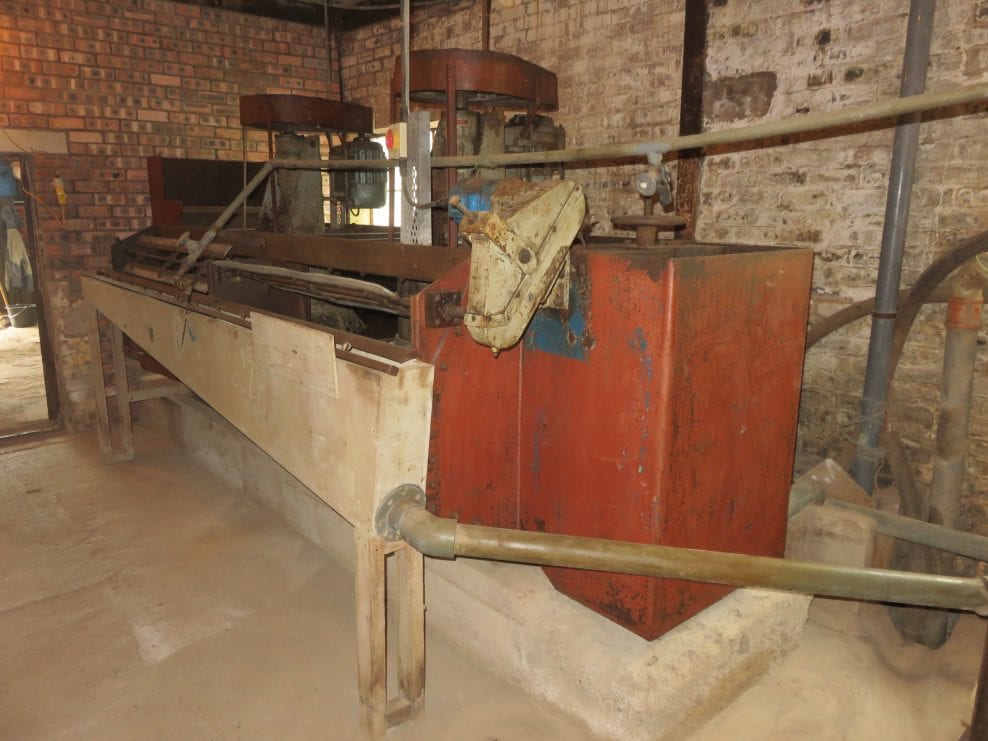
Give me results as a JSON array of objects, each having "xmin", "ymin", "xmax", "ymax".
[
  {"xmin": 338, "ymin": 0, "xmax": 988, "ymax": 532},
  {"xmin": 0, "ymin": 0, "xmax": 336, "ymax": 426}
]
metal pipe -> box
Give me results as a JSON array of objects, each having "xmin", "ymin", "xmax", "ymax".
[
  {"xmin": 967, "ymin": 625, "xmax": 988, "ymax": 741},
  {"xmin": 854, "ymin": 0, "xmax": 936, "ymax": 493},
  {"xmin": 481, "ymin": 0, "xmax": 491, "ymax": 52},
  {"xmin": 430, "ymin": 81, "xmax": 988, "ymax": 170},
  {"xmin": 924, "ymin": 260, "xmax": 988, "ymax": 645},
  {"xmin": 195, "ymin": 81, "xmax": 988, "ymax": 179},
  {"xmin": 931, "ymin": 259, "xmax": 988, "ymax": 531},
  {"xmin": 323, "ymin": 0, "xmax": 333, "ymax": 95},
  {"xmin": 170, "ymin": 81, "xmax": 988, "ymax": 281},
  {"xmin": 823, "ymin": 498, "xmax": 988, "ymax": 564},
  {"xmin": 379, "ymin": 491, "xmax": 988, "ymax": 616},
  {"xmin": 400, "ymin": 0, "xmax": 411, "ymax": 122},
  {"xmin": 174, "ymin": 160, "xmax": 274, "ymax": 283}
]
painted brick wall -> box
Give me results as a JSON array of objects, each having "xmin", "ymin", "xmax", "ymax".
[
  {"xmin": 0, "ymin": 0, "xmax": 335, "ymax": 427},
  {"xmin": 697, "ymin": 0, "xmax": 988, "ymax": 531},
  {"xmin": 339, "ymin": 0, "xmax": 988, "ymax": 532}
]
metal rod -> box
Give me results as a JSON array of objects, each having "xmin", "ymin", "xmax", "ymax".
[
  {"xmin": 171, "ymin": 80, "xmax": 988, "ymax": 280},
  {"xmin": 924, "ymin": 267, "xmax": 987, "ymax": 646},
  {"xmin": 967, "ymin": 625, "xmax": 988, "ymax": 740},
  {"xmin": 854, "ymin": 0, "xmax": 936, "ymax": 493},
  {"xmin": 824, "ymin": 498, "xmax": 988, "ymax": 564},
  {"xmin": 400, "ymin": 0, "xmax": 411, "ymax": 121},
  {"xmin": 323, "ymin": 0, "xmax": 333, "ymax": 95},
  {"xmin": 481, "ymin": 0, "xmax": 491, "ymax": 52},
  {"xmin": 199, "ymin": 81, "xmax": 988, "ymax": 179},
  {"xmin": 430, "ymin": 81, "xmax": 988, "ymax": 170},
  {"xmin": 379, "ymin": 492, "xmax": 988, "ymax": 616},
  {"xmin": 174, "ymin": 160, "xmax": 275, "ymax": 283}
]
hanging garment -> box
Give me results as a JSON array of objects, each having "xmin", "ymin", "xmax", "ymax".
[{"xmin": 3, "ymin": 227, "xmax": 32, "ymax": 291}]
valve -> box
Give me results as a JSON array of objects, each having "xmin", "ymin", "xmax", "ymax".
[{"xmin": 634, "ymin": 163, "xmax": 673, "ymax": 208}]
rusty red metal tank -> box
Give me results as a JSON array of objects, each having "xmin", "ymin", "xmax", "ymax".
[{"xmin": 412, "ymin": 241, "xmax": 813, "ymax": 640}]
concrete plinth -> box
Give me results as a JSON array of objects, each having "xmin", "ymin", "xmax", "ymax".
[{"xmin": 144, "ymin": 396, "xmax": 811, "ymax": 740}]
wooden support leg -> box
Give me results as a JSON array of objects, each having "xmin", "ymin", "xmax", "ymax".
[
  {"xmin": 393, "ymin": 542, "xmax": 425, "ymax": 721},
  {"xmin": 109, "ymin": 322, "xmax": 135, "ymax": 461},
  {"xmin": 86, "ymin": 304, "xmax": 114, "ymax": 462},
  {"xmin": 354, "ymin": 531, "xmax": 426, "ymax": 739},
  {"xmin": 87, "ymin": 303, "xmax": 135, "ymax": 464},
  {"xmin": 355, "ymin": 529, "xmax": 388, "ymax": 740}
]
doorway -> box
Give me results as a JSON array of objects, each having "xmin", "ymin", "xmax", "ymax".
[{"xmin": 0, "ymin": 154, "xmax": 59, "ymax": 436}]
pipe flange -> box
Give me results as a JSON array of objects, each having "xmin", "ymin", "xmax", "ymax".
[{"xmin": 375, "ymin": 484, "xmax": 426, "ymax": 541}]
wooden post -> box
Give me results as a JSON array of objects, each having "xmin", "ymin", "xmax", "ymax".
[
  {"xmin": 354, "ymin": 530, "xmax": 426, "ymax": 738},
  {"xmin": 86, "ymin": 303, "xmax": 136, "ymax": 463},
  {"xmin": 109, "ymin": 322, "xmax": 135, "ymax": 460},
  {"xmin": 87, "ymin": 304, "xmax": 114, "ymax": 461}
]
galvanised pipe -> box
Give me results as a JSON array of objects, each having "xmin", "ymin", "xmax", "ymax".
[
  {"xmin": 823, "ymin": 498, "xmax": 988, "ymax": 564},
  {"xmin": 854, "ymin": 0, "xmax": 936, "ymax": 494},
  {"xmin": 378, "ymin": 489, "xmax": 988, "ymax": 616},
  {"xmin": 245, "ymin": 83, "xmax": 988, "ymax": 174},
  {"xmin": 924, "ymin": 259, "xmax": 988, "ymax": 645},
  {"xmin": 171, "ymin": 81, "xmax": 988, "ymax": 281},
  {"xmin": 930, "ymin": 259, "xmax": 988, "ymax": 533}
]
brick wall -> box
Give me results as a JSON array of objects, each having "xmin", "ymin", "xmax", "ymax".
[
  {"xmin": 338, "ymin": 0, "xmax": 988, "ymax": 532},
  {"xmin": 340, "ymin": 0, "xmax": 686, "ymax": 238},
  {"xmin": 0, "ymin": 0, "xmax": 335, "ymax": 427},
  {"xmin": 697, "ymin": 0, "xmax": 988, "ymax": 531}
]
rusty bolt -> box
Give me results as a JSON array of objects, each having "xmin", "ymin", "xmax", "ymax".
[{"xmin": 518, "ymin": 248, "xmax": 532, "ymax": 264}]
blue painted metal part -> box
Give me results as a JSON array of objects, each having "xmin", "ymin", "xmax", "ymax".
[
  {"xmin": 524, "ymin": 267, "xmax": 591, "ymax": 361},
  {"xmin": 0, "ymin": 161, "xmax": 18, "ymax": 198},
  {"xmin": 449, "ymin": 178, "xmax": 499, "ymax": 223}
]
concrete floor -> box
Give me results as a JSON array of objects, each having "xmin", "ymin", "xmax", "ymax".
[
  {"xmin": 0, "ymin": 325, "xmax": 48, "ymax": 434},
  {"xmin": 1, "ymin": 428, "xmax": 984, "ymax": 740},
  {"xmin": 0, "ymin": 431, "xmax": 593, "ymax": 739}
]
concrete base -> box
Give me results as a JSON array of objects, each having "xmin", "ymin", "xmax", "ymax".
[{"xmin": 143, "ymin": 397, "xmax": 811, "ymax": 740}]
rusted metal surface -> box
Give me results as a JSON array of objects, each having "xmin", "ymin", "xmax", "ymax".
[
  {"xmin": 390, "ymin": 49, "xmax": 559, "ymax": 112},
  {"xmin": 154, "ymin": 225, "xmax": 468, "ymax": 282},
  {"xmin": 610, "ymin": 213, "xmax": 687, "ymax": 247},
  {"xmin": 423, "ymin": 290, "xmax": 462, "ymax": 328},
  {"xmin": 413, "ymin": 242, "xmax": 813, "ymax": 639},
  {"xmin": 411, "ymin": 262, "xmax": 524, "ymax": 527},
  {"xmin": 239, "ymin": 93, "xmax": 374, "ymax": 133}
]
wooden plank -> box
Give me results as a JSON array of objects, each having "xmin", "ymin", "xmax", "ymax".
[
  {"xmin": 125, "ymin": 382, "xmax": 190, "ymax": 403},
  {"xmin": 81, "ymin": 275, "xmax": 433, "ymax": 530},
  {"xmin": 86, "ymin": 305, "xmax": 114, "ymax": 462},
  {"xmin": 396, "ymin": 542, "xmax": 425, "ymax": 717},
  {"xmin": 355, "ymin": 529, "xmax": 387, "ymax": 741},
  {"xmin": 109, "ymin": 323, "xmax": 135, "ymax": 461}
]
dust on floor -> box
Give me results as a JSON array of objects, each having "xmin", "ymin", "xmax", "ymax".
[
  {"xmin": 0, "ymin": 429, "xmax": 983, "ymax": 740},
  {"xmin": 0, "ymin": 325, "xmax": 48, "ymax": 433},
  {"xmin": 0, "ymin": 431, "xmax": 597, "ymax": 740}
]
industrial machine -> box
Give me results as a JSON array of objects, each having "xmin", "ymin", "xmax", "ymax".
[{"xmin": 83, "ymin": 49, "xmax": 988, "ymax": 738}]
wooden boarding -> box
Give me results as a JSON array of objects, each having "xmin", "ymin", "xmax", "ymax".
[{"xmin": 83, "ymin": 275, "xmax": 432, "ymax": 737}]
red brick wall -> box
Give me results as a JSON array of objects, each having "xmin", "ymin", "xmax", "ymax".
[{"xmin": 0, "ymin": 0, "xmax": 334, "ymax": 426}]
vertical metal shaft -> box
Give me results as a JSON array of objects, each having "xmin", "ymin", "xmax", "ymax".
[
  {"xmin": 854, "ymin": 0, "xmax": 936, "ymax": 493},
  {"xmin": 323, "ymin": 0, "xmax": 333, "ymax": 95},
  {"xmin": 400, "ymin": 0, "xmax": 411, "ymax": 122},
  {"xmin": 969, "ymin": 626, "xmax": 988, "ymax": 741}
]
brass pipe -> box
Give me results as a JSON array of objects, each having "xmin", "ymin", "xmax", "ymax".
[{"xmin": 379, "ymin": 489, "xmax": 988, "ymax": 616}]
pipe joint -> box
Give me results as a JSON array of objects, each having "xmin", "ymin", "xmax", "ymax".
[{"xmin": 375, "ymin": 484, "xmax": 456, "ymax": 559}]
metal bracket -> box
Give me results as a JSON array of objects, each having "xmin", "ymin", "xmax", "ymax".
[{"xmin": 424, "ymin": 290, "xmax": 463, "ymax": 327}]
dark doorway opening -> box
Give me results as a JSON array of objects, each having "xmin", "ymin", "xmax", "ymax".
[{"xmin": 0, "ymin": 154, "xmax": 59, "ymax": 437}]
